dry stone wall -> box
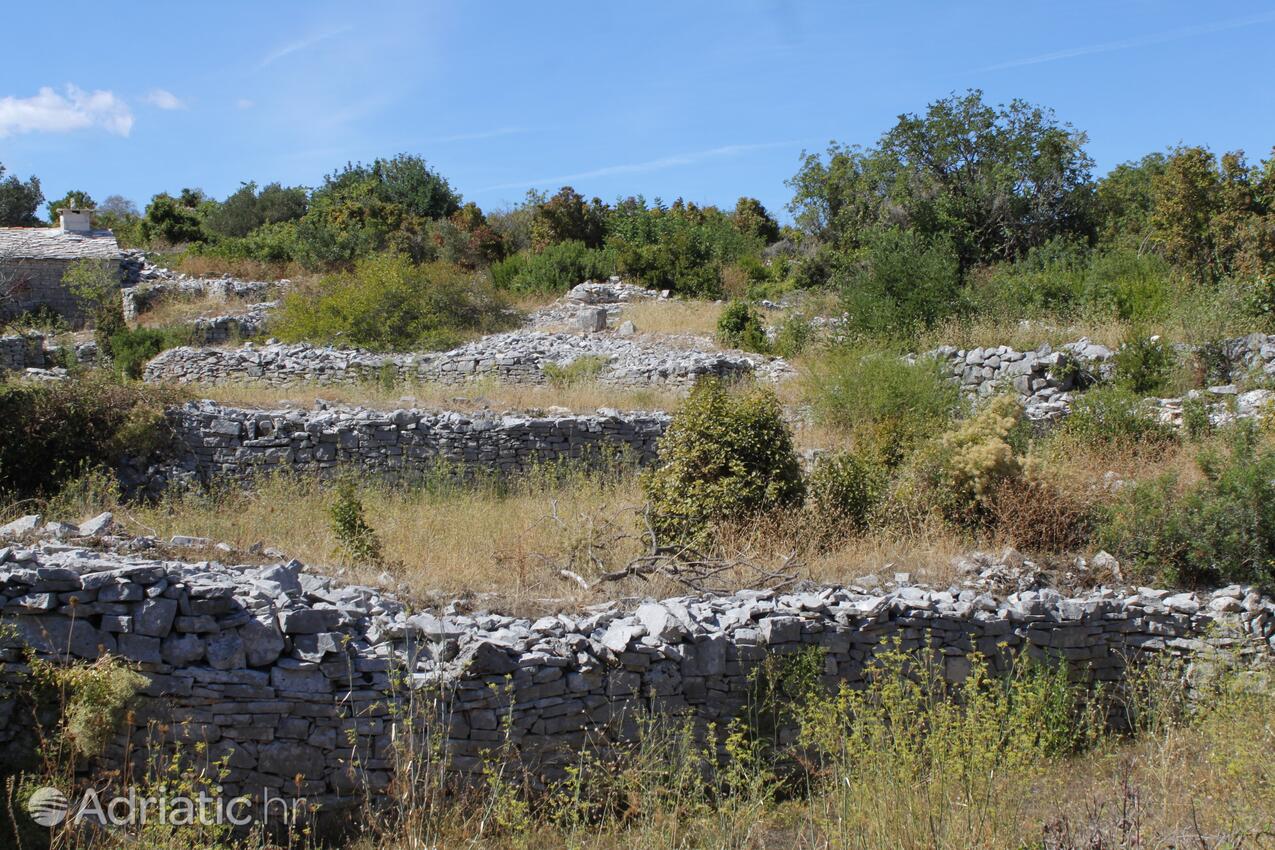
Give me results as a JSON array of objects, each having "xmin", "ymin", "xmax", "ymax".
[
  {"xmin": 1, "ymin": 531, "xmax": 1271, "ymax": 813},
  {"xmin": 143, "ymin": 333, "xmax": 792, "ymax": 389},
  {"xmin": 129, "ymin": 401, "xmax": 670, "ymax": 493}
]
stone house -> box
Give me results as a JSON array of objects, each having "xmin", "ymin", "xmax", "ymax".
[{"xmin": 0, "ymin": 208, "xmax": 131, "ymax": 326}]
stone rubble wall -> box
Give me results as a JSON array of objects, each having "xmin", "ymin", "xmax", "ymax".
[
  {"xmin": 0, "ymin": 535, "xmax": 1271, "ymax": 812},
  {"xmin": 188, "ymin": 301, "xmax": 277, "ymax": 344},
  {"xmin": 121, "ymin": 261, "xmax": 284, "ymax": 322},
  {"xmin": 923, "ymin": 334, "xmax": 1275, "ymax": 423},
  {"xmin": 0, "ymin": 332, "xmax": 96, "ymax": 373},
  {"xmin": 142, "ymin": 332, "xmax": 793, "ymax": 389},
  {"xmin": 130, "ymin": 401, "xmax": 671, "ymax": 493}
]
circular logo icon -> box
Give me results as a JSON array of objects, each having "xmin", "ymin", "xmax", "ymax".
[{"xmin": 27, "ymin": 786, "xmax": 69, "ymax": 826}]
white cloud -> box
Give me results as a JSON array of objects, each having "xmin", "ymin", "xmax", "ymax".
[
  {"xmin": 236, "ymin": 98, "xmax": 255, "ymax": 110},
  {"xmin": 0, "ymin": 84, "xmax": 133, "ymax": 138},
  {"xmin": 259, "ymin": 27, "xmax": 352, "ymax": 68},
  {"xmin": 978, "ymin": 10, "xmax": 1275, "ymax": 72},
  {"xmin": 143, "ymin": 88, "xmax": 186, "ymax": 110},
  {"xmin": 476, "ymin": 141, "xmax": 798, "ymax": 193}
]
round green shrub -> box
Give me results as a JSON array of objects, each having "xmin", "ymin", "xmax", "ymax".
[
  {"xmin": 641, "ymin": 380, "xmax": 803, "ymax": 544},
  {"xmin": 806, "ymin": 450, "xmax": 884, "ymax": 531},
  {"xmin": 716, "ymin": 301, "xmax": 769, "ymax": 353}
]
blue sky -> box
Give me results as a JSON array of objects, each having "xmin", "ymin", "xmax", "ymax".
[{"xmin": 3, "ymin": 0, "xmax": 1274, "ymax": 221}]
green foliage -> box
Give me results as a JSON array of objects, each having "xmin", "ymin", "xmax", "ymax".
[
  {"xmin": 805, "ymin": 345, "xmax": 960, "ymax": 466},
  {"xmin": 44, "ymin": 189, "xmax": 95, "ymax": 225},
  {"xmin": 543, "ymin": 355, "xmax": 608, "ymax": 388},
  {"xmin": 329, "ymin": 478, "xmax": 384, "ymax": 565},
  {"xmin": 716, "ymin": 301, "xmax": 769, "ymax": 353},
  {"xmin": 771, "ymin": 314, "xmax": 814, "ymax": 358},
  {"xmin": 108, "ymin": 325, "xmax": 192, "ymax": 379},
  {"xmin": 530, "ymin": 186, "xmax": 607, "ymax": 250},
  {"xmin": 272, "ymin": 253, "xmax": 514, "ymax": 351},
  {"xmin": 293, "ymin": 154, "xmax": 461, "ymax": 268},
  {"xmin": 902, "ymin": 394, "xmax": 1025, "ymax": 523},
  {"xmin": 642, "ymin": 380, "xmax": 803, "ymax": 544},
  {"xmin": 607, "ymin": 196, "xmax": 764, "ymax": 297},
  {"xmin": 805, "ymin": 450, "xmax": 885, "ymax": 532},
  {"xmin": 1083, "ymin": 248, "xmax": 1175, "ymax": 322},
  {"xmin": 29, "ymin": 655, "xmax": 148, "ymax": 759},
  {"xmin": 489, "ymin": 241, "xmax": 617, "ymax": 293},
  {"xmin": 730, "ymin": 196, "xmax": 781, "ymax": 244},
  {"xmin": 203, "ymin": 180, "xmax": 307, "ymax": 238},
  {"xmin": 1112, "ymin": 333, "xmax": 1177, "ymax": 395},
  {"xmin": 0, "ymin": 377, "xmax": 176, "ymax": 498},
  {"xmin": 142, "ymin": 191, "xmax": 206, "ymax": 245},
  {"xmin": 788, "ymin": 90, "xmax": 1096, "ymax": 267},
  {"xmin": 61, "ymin": 258, "xmax": 124, "ymax": 350},
  {"xmin": 1057, "ymin": 385, "xmax": 1176, "ymax": 448},
  {"xmin": 836, "ymin": 228, "xmax": 963, "ymax": 335},
  {"xmin": 0, "ymin": 161, "xmax": 43, "ymax": 226},
  {"xmin": 1095, "ymin": 153, "xmax": 1167, "ymax": 246},
  {"xmin": 1098, "ymin": 426, "xmax": 1275, "ymax": 589}
]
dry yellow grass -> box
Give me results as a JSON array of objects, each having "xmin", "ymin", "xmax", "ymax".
[
  {"xmin": 620, "ymin": 299, "xmax": 723, "ymax": 337},
  {"xmin": 133, "ymin": 294, "xmax": 260, "ymax": 329}
]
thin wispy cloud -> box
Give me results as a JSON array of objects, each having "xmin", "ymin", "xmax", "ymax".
[
  {"xmin": 235, "ymin": 98, "xmax": 255, "ymax": 110},
  {"xmin": 0, "ymin": 84, "xmax": 133, "ymax": 138},
  {"xmin": 425, "ymin": 126, "xmax": 528, "ymax": 144},
  {"xmin": 143, "ymin": 89, "xmax": 186, "ymax": 110},
  {"xmin": 978, "ymin": 10, "xmax": 1275, "ymax": 72},
  {"xmin": 258, "ymin": 26, "xmax": 352, "ymax": 69},
  {"xmin": 476, "ymin": 141, "xmax": 798, "ymax": 193}
]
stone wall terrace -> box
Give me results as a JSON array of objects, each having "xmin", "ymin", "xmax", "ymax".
[{"xmin": 0, "ymin": 534, "xmax": 1271, "ymax": 812}]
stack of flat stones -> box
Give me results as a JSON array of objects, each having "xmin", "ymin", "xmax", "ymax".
[
  {"xmin": 1, "ymin": 527, "xmax": 1271, "ymax": 809},
  {"xmin": 143, "ymin": 333, "xmax": 793, "ymax": 388},
  {"xmin": 126, "ymin": 401, "xmax": 670, "ymax": 493}
]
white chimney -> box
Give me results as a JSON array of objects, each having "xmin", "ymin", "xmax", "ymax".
[{"xmin": 59, "ymin": 207, "xmax": 94, "ymax": 233}]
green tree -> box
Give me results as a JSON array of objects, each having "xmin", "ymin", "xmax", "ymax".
[
  {"xmin": 142, "ymin": 192, "xmax": 206, "ymax": 244},
  {"xmin": 294, "ymin": 154, "xmax": 460, "ymax": 268},
  {"xmin": 730, "ymin": 196, "xmax": 781, "ymax": 243},
  {"xmin": 530, "ymin": 186, "xmax": 607, "ymax": 250},
  {"xmin": 204, "ymin": 181, "xmax": 307, "ymax": 238},
  {"xmin": 0, "ymin": 162, "xmax": 43, "ymax": 226},
  {"xmin": 788, "ymin": 90, "xmax": 1096, "ymax": 269},
  {"xmin": 45, "ymin": 189, "xmax": 96, "ymax": 224},
  {"xmin": 1094, "ymin": 153, "xmax": 1166, "ymax": 247},
  {"xmin": 837, "ymin": 228, "xmax": 963, "ymax": 335}
]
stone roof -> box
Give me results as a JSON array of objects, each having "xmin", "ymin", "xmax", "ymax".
[{"xmin": 0, "ymin": 226, "xmax": 123, "ymax": 261}]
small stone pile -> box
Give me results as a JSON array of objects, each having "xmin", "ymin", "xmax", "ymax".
[{"xmin": 121, "ymin": 259, "xmax": 285, "ymax": 322}]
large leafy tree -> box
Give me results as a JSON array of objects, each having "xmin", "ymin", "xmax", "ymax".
[
  {"xmin": 204, "ymin": 181, "xmax": 307, "ymax": 238},
  {"xmin": 294, "ymin": 153, "xmax": 461, "ymax": 268},
  {"xmin": 1094, "ymin": 153, "xmax": 1167, "ymax": 247},
  {"xmin": 1151, "ymin": 146, "xmax": 1274, "ymax": 281},
  {"xmin": 529, "ymin": 186, "xmax": 607, "ymax": 251},
  {"xmin": 0, "ymin": 162, "xmax": 43, "ymax": 226},
  {"xmin": 788, "ymin": 90, "xmax": 1096, "ymax": 269}
]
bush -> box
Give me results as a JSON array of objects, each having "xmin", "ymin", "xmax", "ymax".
[
  {"xmin": 272, "ymin": 253, "xmax": 515, "ymax": 352},
  {"xmin": 642, "ymin": 380, "xmax": 803, "ymax": 544},
  {"xmin": 902, "ymin": 395, "xmax": 1025, "ymax": 523},
  {"xmin": 771, "ymin": 314, "xmax": 815, "ymax": 358},
  {"xmin": 1098, "ymin": 426, "xmax": 1275, "ymax": 589},
  {"xmin": 1057, "ymin": 385, "xmax": 1176, "ymax": 448},
  {"xmin": 489, "ymin": 241, "xmax": 617, "ymax": 294},
  {"xmin": 804, "ymin": 345, "xmax": 961, "ymax": 466},
  {"xmin": 835, "ymin": 228, "xmax": 963, "ymax": 337},
  {"xmin": 1112, "ymin": 333, "xmax": 1177, "ymax": 395},
  {"xmin": 109, "ymin": 326, "xmax": 192, "ymax": 379},
  {"xmin": 61, "ymin": 258, "xmax": 125, "ymax": 351},
  {"xmin": 805, "ymin": 450, "xmax": 885, "ymax": 533},
  {"xmin": 329, "ymin": 478, "xmax": 384, "ymax": 565},
  {"xmin": 0, "ymin": 377, "xmax": 177, "ymax": 498},
  {"xmin": 716, "ymin": 301, "xmax": 769, "ymax": 353}
]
